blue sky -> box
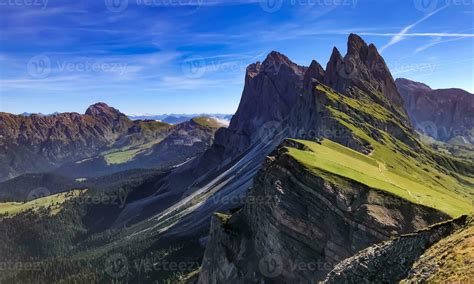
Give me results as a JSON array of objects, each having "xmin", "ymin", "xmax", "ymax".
[{"xmin": 0, "ymin": 0, "xmax": 473, "ymax": 115}]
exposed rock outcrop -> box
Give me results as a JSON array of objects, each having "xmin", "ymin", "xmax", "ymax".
[
  {"xmin": 217, "ymin": 51, "xmax": 306, "ymax": 156},
  {"xmin": 323, "ymin": 215, "xmax": 472, "ymax": 283},
  {"xmin": 303, "ymin": 60, "xmax": 325, "ymax": 89},
  {"xmin": 324, "ymin": 34, "xmax": 409, "ymax": 122}
]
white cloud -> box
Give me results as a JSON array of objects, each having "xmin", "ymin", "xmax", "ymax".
[
  {"xmin": 414, "ymin": 36, "xmax": 469, "ymax": 54},
  {"xmin": 377, "ymin": 5, "xmax": 448, "ymax": 53}
]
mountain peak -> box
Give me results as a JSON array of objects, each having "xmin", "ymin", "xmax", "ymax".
[
  {"xmin": 303, "ymin": 60, "xmax": 325, "ymax": 87},
  {"xmin": 395, "ymin": 78, "xmax": 432, "ymax": 93},
  {"xmin": 261, "ymin": 50, "xmax": 305, "ymax": 76},
  {"xmin": 323, "ymin": 47, "xmax": 344, "ymax": 87},
  {"xmin": 322, "ymin": 34, "xmax": 407, "ymax": 117},
  {"xmin": 347, "ymin": 33, "xmax": 368, "ymax": 58},
  {"xmin": 263, "ymin": 50, "xmax": 290, "ymax": 63},
  {"xmin": 85, "ymin": 102, "xmax": 125, "ymax": 119},
  {"xmin": 330, "ymin": 46, "xmax": 343, "ymax": 61}
]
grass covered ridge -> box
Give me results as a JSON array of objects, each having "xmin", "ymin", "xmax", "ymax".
[
  {"xmin": 192, "ymin": 117, "xmax": 225, "ymax": 129},
  {"xmin": 0, "ymin": 189, "xmax": 86, "ymax": 216},
  {"xmin": 287, "ymin": 139, "xmax": 473, "ymax": 217}
]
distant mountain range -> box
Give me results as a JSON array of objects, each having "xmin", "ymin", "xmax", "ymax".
[
  {"xmin": 396, "ymin": 78, "xmax": 473, "ymax": 144},
  {"xmin": 128, "ymin": 113, "xmax": 233, "ymax": 125},
  {"xmin": 19, "ymin": 112, "xmax": 233, "ymax": 125},
  {"xmin": 0, "ymin": 103, "xmax": 226, "ymax": 182}
]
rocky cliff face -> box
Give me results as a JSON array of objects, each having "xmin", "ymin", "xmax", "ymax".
[
  {"xmin": 215, "ymin": 51, "xmax": 305, "ymax": 157},
  {"xmin": 396, "ymin": 78, "xmax": 474, "ymax": 144},
  {"xmin": 168, "ymin": 50, "xmax": 306, "ymax": 188},
  {"xmin": 323, "ymin": 215, "xmax": 472, "ymax": 283},
  {"xmin": 289, "ymin": 34, "xmax": 417, "ymax": 154},
  {"xmin": 324, "ymin": 34, "xmax": 409, "ymax": 122},
  {"xmin": 180, "ymin": 34, "xmax": 414, "ymax": 203},
  {"xmin": 198, "ymin": 140, "xmax": 449, "ymax": 283}
]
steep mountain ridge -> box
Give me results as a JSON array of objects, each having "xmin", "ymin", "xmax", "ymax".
[
  {"xmin": 197, "ymin": 76, "xmax": 473, "ymax": 281},
  {"xmin": 395, "ymin": 78, "xmax": 473, "ymax": 144},
  {"xmin": 196, "ymin": 35, "xmax": 474, "ymax": 282}
]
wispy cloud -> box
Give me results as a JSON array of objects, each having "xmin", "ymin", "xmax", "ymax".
[
  {"xmin": 377, "ymin": 5, "xmax": 448, "ymax": 53},
  {"xmin": 414, "ymin": 36, "xmax": 469, "ymax": 54}
]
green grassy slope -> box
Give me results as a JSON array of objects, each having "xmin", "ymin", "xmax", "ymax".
[
  {"xmin": 101, "ymin": 121, "xmax": 171, "ymax": 165},
  {"xmin": 103, "ymin": 140, "xmax": 162, "ymax": 165},
  {"xmin": 287, "ymin": 139, "xmax": 473, "ymax": 217},
  {"xmin": 0, "ymin": 189, "xmax": 85, "ymax": 216}
]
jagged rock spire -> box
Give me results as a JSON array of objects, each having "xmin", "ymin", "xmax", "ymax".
[
  {"xmin": 322, "ymin": 34, "xmax": 408, "ymax": 120},
  {"xmin": 303, "ymin": 60, "xmax": 325, "ymax": 88},
  {"xmin": 215, "ymin": 51, "xmax": 306, "ymax": 155}
]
